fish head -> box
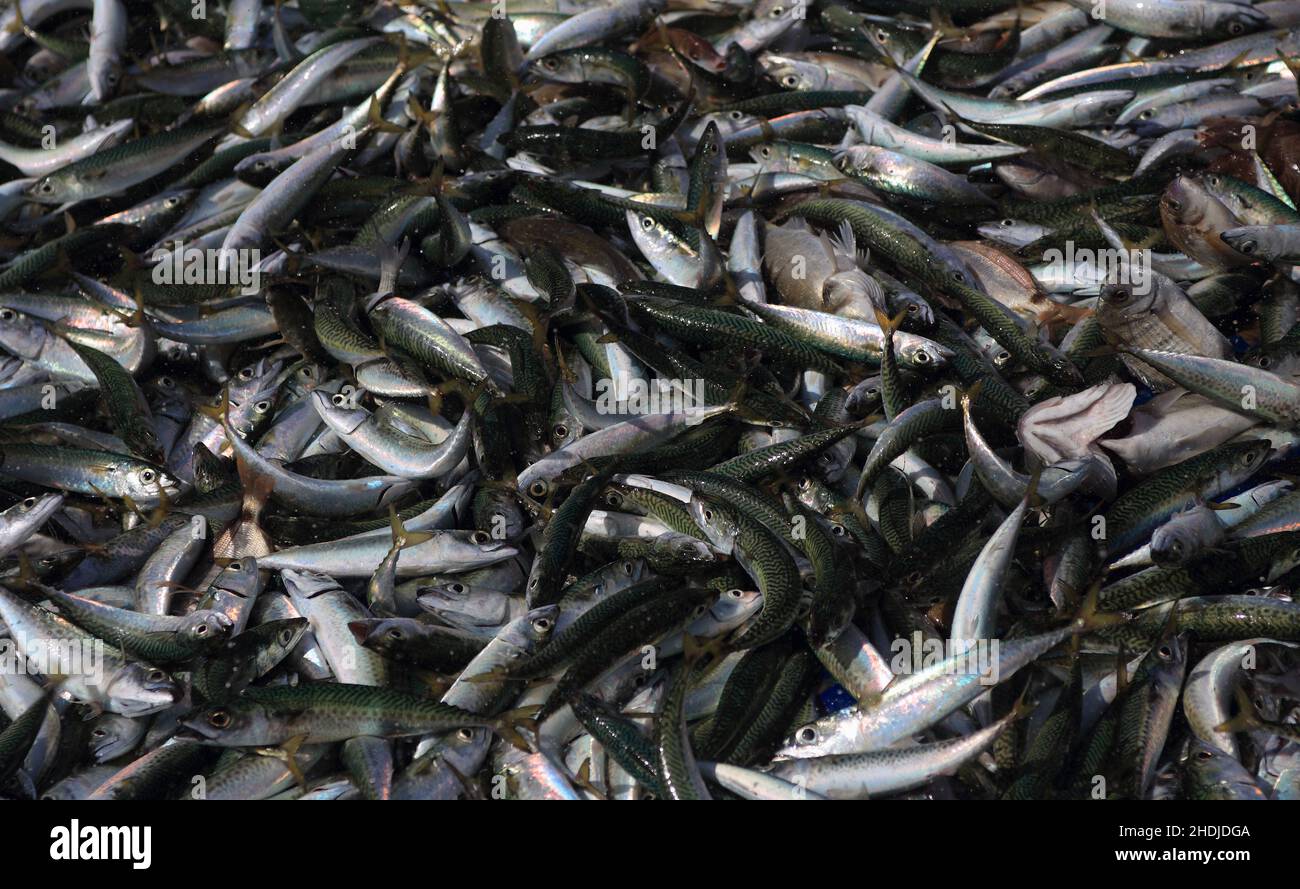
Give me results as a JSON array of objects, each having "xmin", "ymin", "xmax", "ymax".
[
  {"xmin": 1206, "ymin": 4, "xmax": 1269, "ymax": 40},
  {"xmin": 0, "ymin": 306, "xmax": 49, "ymax": 359},
  {"xmin": 87, "ymin": 714, "xmax": 139, "ymax": 763},
  {"xmin": 104, "ymin": 663, "xmax": 180, "ymax": 718},
  {"xmin": 124, "ymin": 463, "xmax": 182, "ymax": 504},
  {"xmin": 309, "ymin": 388, "xmax": 369, "ymax": 435},
  {"xmin": 281, "ymin": 567, "xmax": 343, "ymax": 602},
  {"xmin": 349, "ymin": 617, "xmax": 413, "ymax": 651},
  {"xmin": 898, "ymin": 337, "xmax": 952, "ymax": 372},
  {"xmin": 212, "ymin": 557, "xmax": 261, "ymax": 597},
  {"xmin": 688, "ymin": 495, "xmax": 740, "ymax": 555},
  {"xmin": 180, "ymin": 610, "xmax": 234, "ymax": 648},
  {"xmin": 774, "ymin": 711, "xmax": 859, "ymax": 759},
  {"xmin": 498, "ymin": 605, "xmax": 560, "ymax": 653},
  {"xmin": 180, "ymin": 700, "xmax": 273, "ymax": 746},
  {"xmin": 758, "ymin": 54, "xmax": 821, "ymax": 91},
  {"xmin": 710, "ymin": 586, "xmax": 763, "ymax": 627},
  {"xmin": 24, "ymin": 172, "xmax": 70, "ymax": 205},
  {"xmin": 648, "ymin": 532, "xmax": 716, "ymax": 573}
]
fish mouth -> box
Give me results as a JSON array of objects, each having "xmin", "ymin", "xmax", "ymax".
[{"xmin": 174, "ymin": 723, "xmax": 216, "ymax": 742}]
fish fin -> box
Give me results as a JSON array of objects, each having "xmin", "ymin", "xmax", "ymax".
[
  {"xmin": 829, "ymin": 219, "xmax": 857, "ymax": 264},
  {"xmin": 1214, "ymin": 687, "xmax": 1264, "ymax": 734},
  {"xmin": 495, "ymin": 705, "xmax": 542, "ymax": 752},
  {"xmin": 376, "ymin": 239, "xmax": 410, "ymax": 297},
  {"xmin": 1204, "ymin": 500, "xmax": 1240, "ymax": 511},
  {"xmin": 958, "ymin": 378, "xmax": 985, "ymax": 414},
  {"xmin": 571, "ymin": 758, "xmax": 607, "ymax": 799},
  {"xmin": 235, "ymin": 453, "xmax": 274, "ymax": 516},
  {"xmin": 1025, "ymin": 466, "xmax": 1043, "ymax": 510},
  {"xmin": 461, "ymin": 665, "xmax": 512, "ymax": 684},
  {"xmin": 1073, "ymin": 579, "xmax": 1126, "ymax": 632},
  {"xmin": 928, "ymin": 7, "xmax": 965, "ymax": 40},
  {"xmin": 389, "ymin": 505, "xmax": 433, "ymax": 548},
  {"xmin": 366, "ymin": 95, "xmax": 404, "ymax": 135}
]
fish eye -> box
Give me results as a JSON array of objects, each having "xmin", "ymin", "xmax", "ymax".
[
  {"xmin": 228, "ymin": 561, "xmax": 243, "ymax": 571},
  {"xmin": 238, "ymin": 366, "xmax": 255, "ymax": 380},
  {"xmin": 1196, "ymin": 749, "xmax": 1213, "ymax": 760},
  {"xmin": 165, "ymin": 196, "xmax": 180, "ymax": 207},
  {"xmin": 1235, "ymin": 239, "xmax": 1256, "ymax": 255},
  {"xmin": 553, "ymin": 424, "xmax": 568, "ymax": 439},
  {"xmin": 471, "ymin": 530, "xmax": 491, "ymax": 544},
  {"xmin": 758, "ymin": 146, "xmax": 772, "ymax": 158},
  {"xmin": 1228, "ymin": 21, "xmax": 1244, "ymax": 34},
  {"xmin": 278, "ymin": 629, "xmax": 294, "ymax": 644},
  {"xmin": 1166, "ymin": 198, "xmax": 1182, "ymax": 212},
  {"xmin": 194, "ymin": 623, "xmax": 208, "ymax": 635},
  {"xmin": 876, "ymin": 28, "xmax": 888, "ymax": 40},
  {"xmin": 528, "ymin": 480, "xmax": 548, "ymax": 499},
  {"xmin": 769, "ymin": 5, "xmax": 784, "ymax": 16},
  {"xmin": 781, "ymin": 75, "xmax": 799, "ymax": 88},
  {"xmin": 703, "ymin": 509, "xmax": 714, "ymax": 520},
  {"xmin": 726, "ymin": 588, "xmax": 744, "ymax": 599},
  {"xmin": 532, "ymin": 617, "xmax": 552, "ymax": 632},
  {"xmin": 604, "ymin": 491, "xmax": 622, "ymax": 506},
  {"xmin": 1139, "ymin": 110, "xmax": 1154, "ymax": 120},
  {"xmin": 1001, "ymin": 219, "xmax": 1014, "ymax": 227},
  {"xmin": 449, "ymin": 582, "xmax": 465, "ymax": 594},
  {"xmin": 797, "ymin": 726, "xmax": 817, "ymax": 745},
  {"xmin": 92, "ymin": 728, "xmax": 106, "ymax": 738},
  {"xmin": 1242, "ymin": 451, "xmax": 1258, "ymax": 465},
  {"xmin": 542, "ymin": 58, "xmax": 558, "ymax": 70},
  {"xmin": 950, "ymin": 270, "xmax": 965, "ymax": 282},
  {"xmin": 208, "ymin": 709, "xmax": 232, "ymax": 729},
  {"xmin": 1257, "ymin": 355, "xmax": 1272, "ymax": 368},
  {"xmin": 1206, "ymin": 176, "xmax": 1219, "ymax": 187},
  {"xmin": 831, "ymin": 523, "xmax": 846, "ymax": 536},
  {"xmin": 332, "ymin": 393, "xmax": 347, "ymax": 405},
  {"xmin": 913, "ymin": 351, "xmax": 930, "ymax": 364},
  {"xmin": 0, "ymin": 308, "xmax": 15, "ymax": 321},
  {"xmin": 139, "ymin": 469, "xmax": 156, "ymax": 483},
  {"xmin": 39, "ymin": 181, "xmax": 54, "ymax": 193},
  {"xmin": 639, "ymin": 216, "xmax": 654, "ymax": 231},
  {"xmin": 147, "ymin": 669, "xmax": 166, "ymax": 682},
  {"xmin": 456, "ymin": 728, "xmax": 474, "ymax": 741},
  {"xmin": 1110, "ymin": 287, "xmax": 1130, "ymax": 303},
  {"xmin": 255, "ymin": 400, "xmax": 271, "ymax": 412},
  {"xmin": 622, "ymin": 561, "xmax": 634, "ymax": 574},
  {"xmin": 387, "ymin": 627, "xmax": 403, "ymax": 640},
  {"xmin": 1157, "ymin": 645, "xmax": 1173, "ymax": 660},
  {"xmin": 728, "ymin": 111, "xmax": 743, "ymax": 121},
  {"xmin": 158, "ymin": 376, "xmax": 173, "ymax": 387},
  {"xmin": 22, "ymin": 497, "xmax": 37, "ymax": 508}
]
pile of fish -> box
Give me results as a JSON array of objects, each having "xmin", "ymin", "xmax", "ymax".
[{"xmin": 1, "ymin": 0, "xmax": 1300, "ymax": 801}]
